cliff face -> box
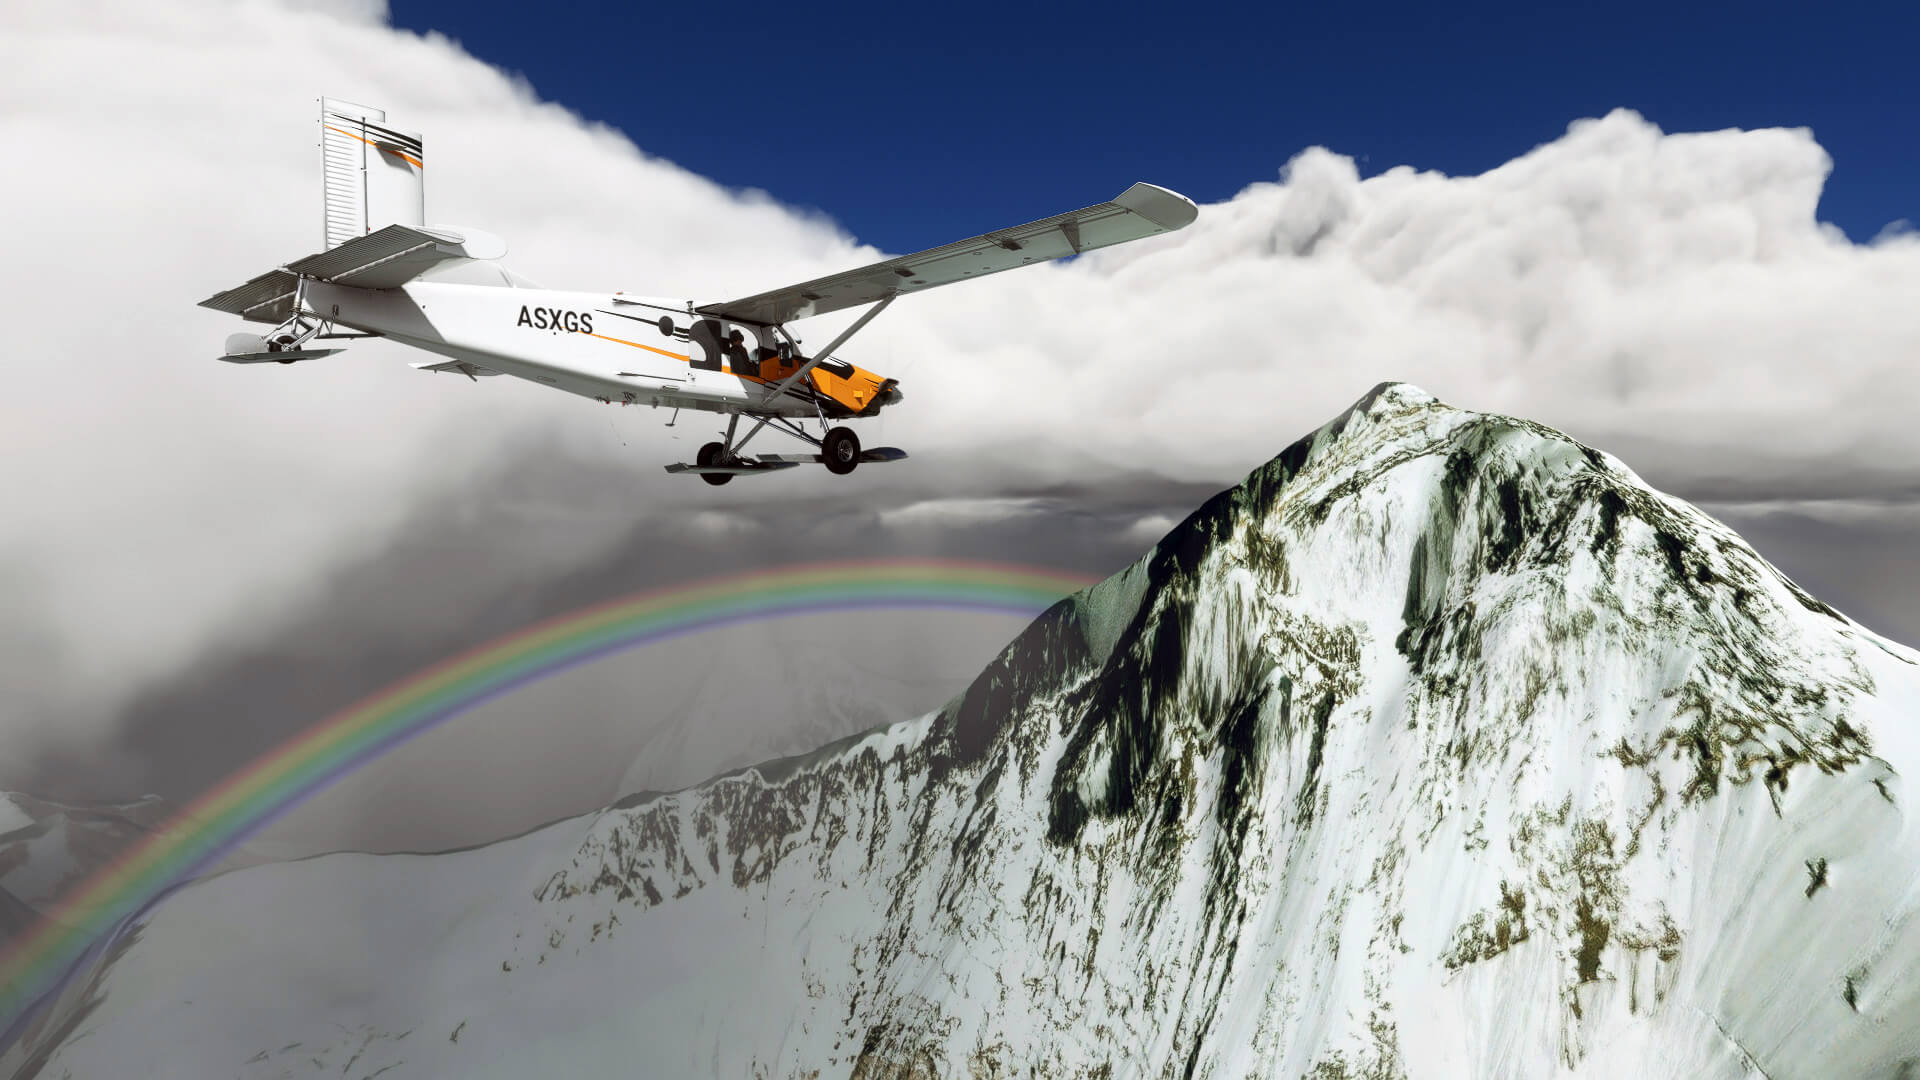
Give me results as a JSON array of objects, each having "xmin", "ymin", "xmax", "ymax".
[{"xmin": 34, "ymin": 384, "xmax": 1920, "ymax": 1079}]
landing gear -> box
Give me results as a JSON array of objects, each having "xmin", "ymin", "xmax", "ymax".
[
  {"xmin": 666, "ymin": 416, "xmax": 901, "ymax": 481},
  {"xmin": 218, "ymin": 284, "xmax": 350, "ymax": 366},
  {"xmin": 696, "ymin": 441, "xmax": 732, "ymax": 486},
  {"xmin": 822, "ymin": 426, "xmax": 861, "ymax": 475}
]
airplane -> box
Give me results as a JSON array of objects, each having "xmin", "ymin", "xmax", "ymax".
[{"xmin": 200, "ymin": 99, "xmax": 1200, "ymax": 485}]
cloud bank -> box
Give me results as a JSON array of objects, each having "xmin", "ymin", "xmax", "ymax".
[
  {"xmin": 6, "ymin": 0, "xmax": 1919, "ymax": 780},
  {"xmin": 883, "ymin": 114, "xmax": 1920, "ymax": 496}
]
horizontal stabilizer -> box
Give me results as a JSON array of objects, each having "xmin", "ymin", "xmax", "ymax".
[
  {"xmin": 199, "ymin": 225, "xmax": 508, "ymax": 323},
  {"xmin": 217, "ymin": 348, "xmax": 344, "ymax": 365},
  {"xmin": 201, "ymin": 270, "xmax": 301, "ymax": 325},
  {"xmin": 697, "ymin": 183, "xmax": 1197, "ymax": 325},
  {"xmin": 286, "ymin": 224, "xmax": 444, "ymax": 287},
  {"xmin": 286, "ymin": 223, "xmax": 506, "ymax": 289}
]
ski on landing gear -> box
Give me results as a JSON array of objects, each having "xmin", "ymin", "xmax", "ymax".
[{"xmin": 665, "ymin": 418, "xmax": 907, "ymax": 486}]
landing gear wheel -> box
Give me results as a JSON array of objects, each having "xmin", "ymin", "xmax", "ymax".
[
  {"xmin": 822, "ymin": 427, "xmax": 861, "ymax": 475},
  {"xmin": 696, "ymin": 441, "xmax": 732, "ymax": 487}
]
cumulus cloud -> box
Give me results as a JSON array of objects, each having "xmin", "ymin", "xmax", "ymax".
[
  {"xmin": 1123, "ymin": 514, "xmax": 1179, "ymax": 545},
  {"xmin": 7, "ymin": 0, "xmax": 1920, "ymax": 782},
  {"xmin": 878, "ymin": 115, "xmax": 1920, "ymax": 494}
]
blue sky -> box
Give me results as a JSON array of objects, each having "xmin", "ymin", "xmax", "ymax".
[{"xmin": 392, "ymin": 0, "xmax": 1917, "ymax": 252}]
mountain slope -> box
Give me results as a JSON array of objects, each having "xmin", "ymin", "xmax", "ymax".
[{"xmin": 30, "ymin": 383, "xmax": 1920, "ymax": 1079}]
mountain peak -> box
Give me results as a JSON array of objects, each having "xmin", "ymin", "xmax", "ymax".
[{"xmin": 33, "ymin": 390, "xmax": 1920, "ymax": 1079}]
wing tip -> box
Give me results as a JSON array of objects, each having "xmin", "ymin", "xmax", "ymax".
[{"xmin": 1114, "ymin": 182, "xmax": 1200, "ymax": 232}]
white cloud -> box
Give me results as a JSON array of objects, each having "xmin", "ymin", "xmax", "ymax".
[
  {"xmin": 678, "ymin": 510, "xmax": 766, "ymax": 537},
  {"xmin": 1701, "ymin": 499, "xmax": 1920, "ymax": 529},
  {"xmin": 7, "ymin": 0, "xmax": 1920, "ymax": 761},
  {"xmin": 1871, "ymin": 219, "xmax": 1916, "ymax": 246},
  {"xmin": 1124, "ymin": 514, "xmax": 1178, "ymax": 544},
  {"xmin": 878, "ymin": 115, "xmax": 1920, "ymax": 494},
  {"xmin": 875, "ymin": 498, "xmax": 1050, "ymax": 529}
]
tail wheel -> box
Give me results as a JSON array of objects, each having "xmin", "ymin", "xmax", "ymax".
[
  {"xmin": 822, "ymin": 427, "xmax": 861, "ymax": 475},
  {"xmin": 697, "ymin": 441, "xmax": 732, "ymax": 487}
]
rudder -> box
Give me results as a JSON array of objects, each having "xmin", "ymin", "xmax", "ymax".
[{"xmin": 320, "ymin": 98, "xmax": 424, "ymax": 249}]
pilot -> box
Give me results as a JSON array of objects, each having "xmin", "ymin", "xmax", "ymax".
[{"xmin": 723, "ymin": 329, "xmax": 752, "ymax": 375}]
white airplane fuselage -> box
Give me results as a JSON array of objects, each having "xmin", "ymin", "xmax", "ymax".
[{"xmin": 308, "ymin": 280, "xmax": 851, "ymax": 418}]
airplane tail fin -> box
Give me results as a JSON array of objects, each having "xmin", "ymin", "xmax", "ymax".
[{"xmin": 320, "ymin": 98, "xmax": 424, "ymax": 249}]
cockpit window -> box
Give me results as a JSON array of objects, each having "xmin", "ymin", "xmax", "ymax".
[
  {"xmin": 688, "ymin": 319, "xmax": 725, "ymax": 371},
  {"xmin": 690, "ymin": 321, "xmax": 784, "ymax": 377}
]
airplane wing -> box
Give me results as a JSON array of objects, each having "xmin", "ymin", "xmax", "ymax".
[
  {"xmin": 695, "ymin": 182, "xmax": 1198, "ymax": 326},
  {"xmin": 200, "ymin": 224, "xmax": 507, "ymax": 323}
]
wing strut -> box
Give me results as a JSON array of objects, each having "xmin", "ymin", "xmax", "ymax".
[{"xmin": 761, "ymin": 293, "xmax": 897, "ymax": 405}]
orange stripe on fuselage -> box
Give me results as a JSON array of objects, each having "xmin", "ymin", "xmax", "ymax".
[
  {"xmin": 586, "ymin": 333, "xmax": 691, "ymax": 362},
  {"xmin": 590, "ymin": 333, "xmax": 769, "ymax": 383}
]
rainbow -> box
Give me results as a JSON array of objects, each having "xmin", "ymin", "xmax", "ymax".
[{"xmin": 0, "ymin": 558, "xmax": 1093, "ymax": 1041}]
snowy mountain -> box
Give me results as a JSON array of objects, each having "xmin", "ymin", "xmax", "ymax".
[{"xmin": 22, "ymin": 383, "xmax": 1920, "ymax": 1079}]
